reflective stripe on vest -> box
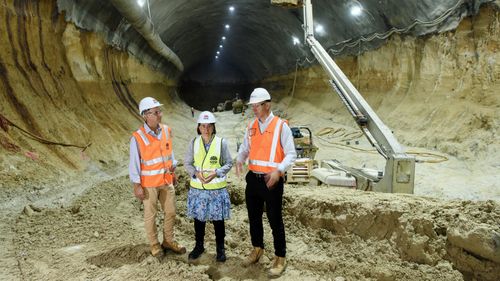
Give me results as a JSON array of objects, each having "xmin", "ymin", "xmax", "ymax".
[
  {"xmin": 140, "ymin": 155, "xmax": 173, "ymax": 166},
  {"xmin": 190, "ymin": 136, "xmax": 227, "ymax": 190},
  {"xmin": 248, "ymin": 116, "xmax": 285, "ymax": 173},
  {"xmin": 132, "ymin": 124, "xmax": 173, "ymax": 187},
  {"xmin": 141, "ymin": 168, "xmax": 173, "ymax": 176}
]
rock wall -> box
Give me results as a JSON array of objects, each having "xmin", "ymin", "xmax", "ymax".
[{"xmin": 0, "ymin": 0, "xmax": 180, "ymax": 186}]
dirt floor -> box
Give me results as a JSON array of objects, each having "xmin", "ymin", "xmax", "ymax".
[{"xmin": 1, "ymin": 110, "xmax": 499, "ymax": 281}]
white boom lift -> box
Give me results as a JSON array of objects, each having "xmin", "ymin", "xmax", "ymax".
[{"xmin": 272, "ymin": 0, "xmax": 415, "ymax": 193}]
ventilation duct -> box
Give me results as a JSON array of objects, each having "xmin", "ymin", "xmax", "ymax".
[{"xmin": 110, "ymin": 0, "xmax": 184, "ymax": 71}]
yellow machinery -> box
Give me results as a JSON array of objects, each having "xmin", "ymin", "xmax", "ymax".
[
  {"xmin": 287, "ymin": 126, "xmax": 318, "ymax": 184},
  {"xmin": 232, "ymin": 99, "xmax": 244, "ymax": 114}
]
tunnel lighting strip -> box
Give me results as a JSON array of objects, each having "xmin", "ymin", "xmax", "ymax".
[{"xmin": 215, "ymin": 7, "xmax": 236, "ymax": 60}]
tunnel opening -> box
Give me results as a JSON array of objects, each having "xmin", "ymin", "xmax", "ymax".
[{"xmin": 178, "ymin": 59, "xmax": 254, "ymax": 111}]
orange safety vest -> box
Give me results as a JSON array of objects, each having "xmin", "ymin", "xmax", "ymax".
[
  {"xmin": 247, "ymin": 116, "xmax": 285, "ymax": 173},
  {"xmin": 132, "ymin": 124, "xmax": 174, "ymax": 188}
]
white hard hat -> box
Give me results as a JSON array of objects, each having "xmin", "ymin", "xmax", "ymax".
[
  {"xmin": 139, "ymin": 97, "xmax": 163, "ymax": 114},
  {"xmin": 248, "ymin": 88, "xmax": 271, "ymax": 104},
  {"xmin": 197, "ymin": 111, "xmax": 216, "ymax": 124}
]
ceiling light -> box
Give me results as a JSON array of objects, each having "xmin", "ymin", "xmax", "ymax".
[
  {"xmin": 315, "ymin": 24, "xmax": 324, "ymax": 34},
  {"xmin": 215, "ymin": 56, "xmax": 218, "ymax": 59},
  {"xmin": 222, "ymin": 36, "xmax": 226, "ymax": 40},
  {"xmin": 225, "ymin": 24, "xmax": 230, "ymax": 29},
  {"xmin": 217, "ymin": 51, "xmax": 220, "ymax": 54},
  {"xmin": 229, "ymin": 6, "xmax": 235, "ymax": 12},
  {"xmin": 219, "ymin": 45, "xmax": 223, "ymax": 48},
  {"xmin": 350, "ymin": 5, "xmax": 362, "ymax": 16},
  {"xmin": 137, "ymin": 0, "xmax": 145, "ymax": 7},
  {"xmin": 292, "ymin": 36, "xmax": 300, "ymax": 45}
]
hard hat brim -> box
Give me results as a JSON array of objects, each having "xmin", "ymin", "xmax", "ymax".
[
  {"xmin": 197, "ymin": 111, "xmax": 216, "ymax": 123},
  {"xmin": 247, "ymin": 99, "xmax": 270, "ymax": 105},
  {"xmin": 140, "ymin": 104, "xmax": 163, "ymax": 114}
]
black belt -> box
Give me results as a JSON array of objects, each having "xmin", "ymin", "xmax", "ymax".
[
  {"xmin": 250, "ymin": 170, "xmax": 287, "ymax": 180},
  {"xmin": 250, "ymin": 171, "xmax": 266, "ymax": 179}
]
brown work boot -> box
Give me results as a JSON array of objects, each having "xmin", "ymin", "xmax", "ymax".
[
  {"xmin": 162, "ymin": 241, "xmax": 186, "ymax": 254},
  {"xmin": 268, "ymin": 256, "xmax": 287, "ymax": 277},
  {"xmin": 242, "ymin": 247, "xmax": 264, "ymax": 267},
  {"xmin": 151, "ymin": 243, "xmax": 164, "ymax": 259}
]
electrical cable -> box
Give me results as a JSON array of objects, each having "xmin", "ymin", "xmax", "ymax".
[
  {"xmin": 146, "ymin": 0, "xmax": 152, "ymax": 19},
  {"xmin": 315, "ymin": 129, "xmax": 448, "ymax": 163},
  {"xmin": 0, "ymin": 113, "xmax": 92, "ymax": 152},
  {"xmin": 283, "ymin": 59, "xmax": 301, "ymax": 112},
  {"xmin": 296, "ymin": 0, "xmax": 466, "ymax": 64},
  {"xmin": 407, "ymin": 150, "xmax": 449, "ymax": 163},
  {"xmin": 146, "ymin": 0, "xmax": 154, "ymax": 33},
  {"xmin": 328, "ymin": 0, "xmax": 466, "ymax": 55}
]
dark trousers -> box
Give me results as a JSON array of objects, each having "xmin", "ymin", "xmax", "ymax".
[
  {"xmin": 194, "ymin": 219, "xmax": 225, "ymax": 246},
  {"xmin": 245, "ymin": 171, "xmax": 286, "ymax": 257}
]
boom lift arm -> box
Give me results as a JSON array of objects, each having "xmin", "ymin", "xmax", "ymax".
[{"xmin": 274, "ymin": 0, "xmax": 415, "ymax": 193}]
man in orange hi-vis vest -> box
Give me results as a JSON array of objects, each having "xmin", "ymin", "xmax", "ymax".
[
  {"xmin": 129, "ymin": 97, "xmax": 186, "ymax": 259},
  {"xmin": 236, "ymin": 88, "xmax": 297, "ymax": 277}
]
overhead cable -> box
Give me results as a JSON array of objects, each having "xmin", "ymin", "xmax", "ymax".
[{"xmin": 296, "ymin": 0, "xmax": 467, "ymax": 65}]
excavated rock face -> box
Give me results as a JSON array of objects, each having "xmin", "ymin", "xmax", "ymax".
[
  {"xmin": 56, "ymin": 0, "xmax": 497, "ymax": 110},
  {"xmin": 0, "ymin": 0, "xmax": 180, "ymax": 182},
  {"xmin": 56, "ymin": 0, "xmax": 495, "ymax": 81}
]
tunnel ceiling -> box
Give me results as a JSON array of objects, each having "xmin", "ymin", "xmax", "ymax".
[{"xmin": 57, "ymin": 0, "xmax": 493, "ymax": 82}]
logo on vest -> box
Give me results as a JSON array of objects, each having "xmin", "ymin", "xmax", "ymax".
[{"xmin": 209, "ymin": 156, "xmax": 218, "ymax": 165}]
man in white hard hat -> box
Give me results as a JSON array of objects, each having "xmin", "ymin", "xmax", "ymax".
[
  {"xmin": 236, "ymin": 88, "xmax": 297, "ymax": 277},
  {"xmin": 129, "ymin": 97, "xmax": 186, "ymax": 259}
]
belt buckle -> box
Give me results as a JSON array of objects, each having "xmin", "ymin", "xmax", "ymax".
[{"xmin": 254, "ymin": 172, "xmax": 265, "ymax": 179}]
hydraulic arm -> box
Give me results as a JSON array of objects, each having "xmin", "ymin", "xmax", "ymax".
[{"xmin": 273, "ymin": 0, "xmax": 415, "ymax": 193}]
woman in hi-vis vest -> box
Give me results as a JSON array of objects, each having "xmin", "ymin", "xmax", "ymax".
[{"xmin": 184, "ymin": 111, "xmax": 233, "ymax": 262}]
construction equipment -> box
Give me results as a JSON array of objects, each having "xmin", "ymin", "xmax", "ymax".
[
  {"xmin": 287, "ymin": 126, "xmax": 318, "ymax": 184},
  {"xmin": 310, "ymin": 165, "xmax": 357, "ymax": 189},
  {"xmin": 271, "ymin": 0, "xmax": 301, "ymax": 6},
  {"xmin": 232, "ymin": 99, "xmax": 244, "ymax": 114},
  {"xmin": 223, "ymin": 100, "xmax": 233, "ymax": 111},
  {"xmin": 271, "ymin": 0, "xmax": 415, "ymax": 194}
]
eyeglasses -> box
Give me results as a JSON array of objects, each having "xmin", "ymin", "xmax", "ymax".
[
  {"xmin": 251, "ymin": 102, "xmax": 267, "ymax": 108},
  {"xmin": 145, "ymin": 109, "xmax": 163, "ymax": 116}
]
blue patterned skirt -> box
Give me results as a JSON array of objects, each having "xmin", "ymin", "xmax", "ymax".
[{"xmin": 187, "ymin": 187, "xmax": 231, "ymax": 222}]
